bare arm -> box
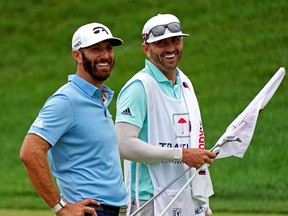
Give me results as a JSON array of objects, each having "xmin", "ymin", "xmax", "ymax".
[
  {"xmin": 116, "ymin": 122, "xmax": 216, "ymax": 168},
  {"xmin": 20, "ymin": 134, "xmax": 60, "ymax": 207},
  {"xmin": 20, "ymin": 134, "xmax": 99, "ymax": 216}
]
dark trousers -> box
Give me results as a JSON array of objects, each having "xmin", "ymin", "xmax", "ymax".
[{"xmin": 84, "ymin": 204, "xmax": 120, "ymax": 216}]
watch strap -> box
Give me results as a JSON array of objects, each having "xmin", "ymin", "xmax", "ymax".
[{"xmin": 52, "ymin": 199, "xmax": 66, "ymax": 213}]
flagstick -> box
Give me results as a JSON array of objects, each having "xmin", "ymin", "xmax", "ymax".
[
  {"xmin": 131, "ymin": 136, "xmax": 241, "ymax": 216},
  {"xmin": 159, "ymin": 163, "xmax": 208, "ymax": 216}
]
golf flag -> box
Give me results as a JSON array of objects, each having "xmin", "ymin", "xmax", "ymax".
[{"xmin": 215, "ymin": 67, "xmax": 286, "ymax": 159}]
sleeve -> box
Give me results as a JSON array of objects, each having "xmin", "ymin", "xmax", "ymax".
[
  {"xmin": 115, "ymin": 80, "xmax": 146, "ymax": 129},
  {"xmin": 116, "ymin": 122, "xmax": 182, "ymax": 163},
  {"xmin": 28, "ymin": 94, "xmax": 73, "ymax": 146}
]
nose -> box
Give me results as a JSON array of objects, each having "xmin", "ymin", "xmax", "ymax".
[
  {"xmin": 165, "ymin": 39, "xmax": 176, "ymax": 51},
  {"xmin": 102, "ymin": 49, "xmax": 110, "ymax": 57},
  {"xmin": 99, "ymin": 49, "xmax": 111, "ymax": 60}
]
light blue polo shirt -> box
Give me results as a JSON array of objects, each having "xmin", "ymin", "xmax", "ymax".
[
  {"xmin": 29, "ymin": 74, "xmax": 127, "ymax": 206},
  {"xmin": 116, "ymin": 59, "xmax": 182, "ymax": 200}
]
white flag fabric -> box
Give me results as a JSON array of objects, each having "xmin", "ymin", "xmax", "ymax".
[{"xmin": 215, "ymin": 67, "xmax": 286, "ymax": 159}]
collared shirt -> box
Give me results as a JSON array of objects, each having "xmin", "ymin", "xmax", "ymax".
[
  {"xmin": 116, "ymin": 59, "xmax": 182, "ymax": 200},
  {"xmin": 29, "ymin": 74, "xmax": 127, "ymax": 206}
]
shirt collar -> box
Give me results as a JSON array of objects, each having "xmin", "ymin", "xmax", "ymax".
[
  {"xmin": 145, "ymin": 59, "xmax": 181, "ymax": 85},
  {"xmin": 68, "ymin": 75, "xmax": 114, "ymax": 103}
]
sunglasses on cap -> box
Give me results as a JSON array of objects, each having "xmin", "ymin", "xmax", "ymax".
[{"xmin": 148, "ymin": 22, "xmax": 182, "ymax": 37}]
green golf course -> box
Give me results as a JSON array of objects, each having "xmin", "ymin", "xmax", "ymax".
[{"xmin": 0, "ymin": 0, "xmax": 287, "ymax": 215}]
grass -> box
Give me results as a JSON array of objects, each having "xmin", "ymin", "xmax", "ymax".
[
  {"xmin": 0, "ymin": 0, "xmax": 287, "ymax": 214},
  {"xmin": 0, "ymin": 209, "xmax": 53, "ymax": 216}
]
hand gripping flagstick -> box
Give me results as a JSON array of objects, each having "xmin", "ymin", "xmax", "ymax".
[
  {"xmin": 130, "ymin": 136, "xmax": 241, "ymax": 216},
  {"xmin": 158, "ymin": 136, "xmax": 241, "ymax": 216}
]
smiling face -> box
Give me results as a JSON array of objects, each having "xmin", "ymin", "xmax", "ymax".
[
  {"xmin": 143, "ymin": 36, "xmax": 183, "ymax": 80},
  {"xmin": 72, "ymin": 40, "xmax": 115, "ymax": 88}
]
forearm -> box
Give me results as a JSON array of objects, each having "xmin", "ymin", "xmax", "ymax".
[
  {"xmin": 20, "ymin": 134, "xmax": 60, "ymax": 208},
  {"xmin": 116, "ymin": 122, "xmax": 182, "ymax": 163},
  {"xmin": 24, "ymin": 153, "xmax": 60, "ymax": 208}
]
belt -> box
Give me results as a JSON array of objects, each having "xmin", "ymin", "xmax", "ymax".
[{"xmin": 88, "ymin": 204, "xmax": 120, "ymax": 214}]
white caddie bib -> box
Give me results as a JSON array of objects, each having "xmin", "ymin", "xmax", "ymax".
[{"xmin": 123, "ymin": 71, "xmax": 214, "ymax": 216}]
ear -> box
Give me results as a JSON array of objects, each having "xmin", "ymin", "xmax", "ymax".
[
  {"xmin": 72, "ymin": 50, "xmax": 82, "ymax": 63},
  {"xmin": 142, "ymin": 43, "xmax": 150, "ymax": 56}
]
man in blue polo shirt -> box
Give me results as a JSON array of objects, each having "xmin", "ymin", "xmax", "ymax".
[{"xmin": 20, "ymin": 22, "xmax": 127, "ymax": 216}]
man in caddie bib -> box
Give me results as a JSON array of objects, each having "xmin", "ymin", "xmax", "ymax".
[{"xmin": 116, "ymin": 14, "xmax": 216, "ymax": 216}]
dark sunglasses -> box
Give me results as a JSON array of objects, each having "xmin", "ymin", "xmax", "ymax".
[{"xmin": 148, "ymin": 22, "xmax": 182, "ymax": 37}]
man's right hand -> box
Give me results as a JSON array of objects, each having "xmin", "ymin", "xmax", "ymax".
[
  {"xmin": 57, "ymin": 199, "xmax": 100, "ymax": 216},
  {"xmin": 182, "ymin": 148, "xmax": 216, "ymax": 169}
]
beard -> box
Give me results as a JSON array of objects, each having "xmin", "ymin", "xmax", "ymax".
[
  {"xmin": 81, "ymin": 50, "xmax": 115, "ymax": 82},
  {"xmin": 150, "ymin": 50, "xmax": 182, "ymax": 72}
]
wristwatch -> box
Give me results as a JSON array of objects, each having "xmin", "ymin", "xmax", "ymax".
[{"xmin": 52, "ymin": 198, "xmax": 66, "ymax": 213}]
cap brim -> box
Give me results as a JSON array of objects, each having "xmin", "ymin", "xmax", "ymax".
[
  {"xmin": 146, "ymin": 32, "xmax": 188, "ymax": 43},
  {"xmin": 108, "ymin": 37, "xmax": 123, "ymax": 46}
]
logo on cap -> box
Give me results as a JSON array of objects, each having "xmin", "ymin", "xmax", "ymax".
[
  {"xmin": 93, "ymin": 27, "xmax": 109, "ymax": 35},
  {"xmin": 74, "ymin": 41, "xmax": 81, "ymax": 49}
]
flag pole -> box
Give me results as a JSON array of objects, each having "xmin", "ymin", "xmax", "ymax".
[{"xmin": 131, "ymin": 136, "xmax": 240, "ymax": 216}]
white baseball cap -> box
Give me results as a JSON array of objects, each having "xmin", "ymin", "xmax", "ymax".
[
  {"xmin": 142, "ymin": 14, "xmax": 189, "ymax": 43},
  {"xmin": 72, "ymin": 23, "xmax": 123, "ymax": 50}
]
